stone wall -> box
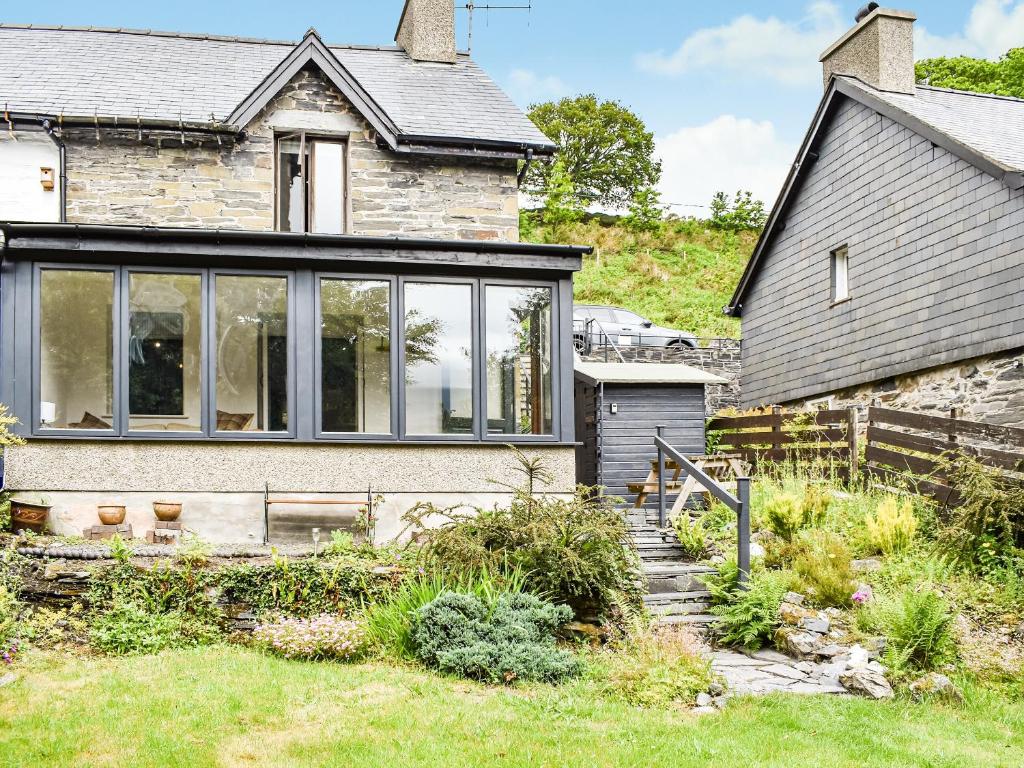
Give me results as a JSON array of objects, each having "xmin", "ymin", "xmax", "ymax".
[
  {"xmin": 580, "ymin": 339, "xmax": 742, "ymax": 415},
  {"xmin": 785, "ymin": 346, "xmax": 1024, "ymax": 428},
  {"xmin": 64, "ymin": 67, "xmax": 519, "ymax": 240}
]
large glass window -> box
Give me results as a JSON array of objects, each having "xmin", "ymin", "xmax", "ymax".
[
  {"xmin": 320, "ymin": 278, "xmax": 391, "ymax": 433},
  {"xmin": 404, "ymin": 282, "xmax": 473, "ymax": 435},
  {"xmin": 277, "ymin": 134, "xmax": 346, "ymax": 235},
  {"xmin": 486, "ymin": 286, "xmax": 553, "ymax": 435},
  {"xmin": 128, "ymin": 273, "xmax": 202, "ymax": 432},
  {"xmin": 214, "ymin": 275, "xmax": 289, "ymax": 433},
  {"xmin": 39, "ymin": 269, "xmax": 114, "ymax": 430}
]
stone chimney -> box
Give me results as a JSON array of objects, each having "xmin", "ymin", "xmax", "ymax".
[
  {"xmin": 819, "ymin": 5, "xmax": 916, "ymax": 93},
  {"xmin": 395, "ymin": 0, "xmax": 457, "ymax": 63}
]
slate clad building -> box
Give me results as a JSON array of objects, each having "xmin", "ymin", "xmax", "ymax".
[
  {"xmin": 728, "ymin": 7, "xmax": 1024, "ymax": 426},
  {"xmin": 0, "ymin": 0, "xmax": 589, "ymax": 541}
]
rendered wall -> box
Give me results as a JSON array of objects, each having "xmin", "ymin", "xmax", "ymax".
[{"xmin": 0, "ymin": 131, "xmax": 61, "ymax": 223}]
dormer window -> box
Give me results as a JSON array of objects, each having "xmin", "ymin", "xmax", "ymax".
[{"xmin": 276, "ymin": 132, "xmax": 347, "ymax": 234}]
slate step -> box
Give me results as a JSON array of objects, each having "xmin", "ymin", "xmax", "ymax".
[
  {"xmin": 647, "ymin": 601, "xmax": 712, "ymax": 617},
  {"xmin": 644, "ymin": 563, "xmax": 716, "ymax": 594},
  {"xmin": 642, "ymin": 590, "xmax": 711, "ymax": 605},
  {"xmin": 655, "ymin": 613, "xmax": 719, "ymax": 626}
]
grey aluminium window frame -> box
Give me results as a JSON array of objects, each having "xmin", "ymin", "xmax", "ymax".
[
  {"xmin": 479, "ymin": 277, "xmax": 561, "ymax": 443},
  {"xmin": 32, "ymin": 262, "xmax": 120, "ymax": 437},
  {"xmin": 17, "ymin": 261, "xmax": 570, "ymax": 444},
  {"xmin": 314, "ymin": 271, "xmax": 400, "ymax": 440}
]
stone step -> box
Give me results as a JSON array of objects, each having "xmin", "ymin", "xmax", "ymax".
[
  {"xmin": 642, "ymin": 590, "xmax": 711, "ymax": 605},
  {"xmin": 635, "ymin": 545, "xmax": 688, "ymax": 559},
  {"xmin": 644, "ymin": 563, "xmax": 715, "ymax": 594},
  {"xmin": 655, "ymin": 613, "xmax": 719, "ymax": 626},
  {"xmin": 647, "ymin": 601, "xmax": 712, "ymax": 617}
]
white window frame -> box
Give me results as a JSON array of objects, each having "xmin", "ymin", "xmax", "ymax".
[
  {"xmin": 830, "ymin": 245, "xmax": 849, "ymax": 304},
  {"xmin": 274, "ymin": 131, "xmax": 349, "ymax": 235}
]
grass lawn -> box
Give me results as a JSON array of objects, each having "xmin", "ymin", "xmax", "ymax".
[{"xmin": 1, "ymin": 646, "xmax": 1021, "ymax": 767}]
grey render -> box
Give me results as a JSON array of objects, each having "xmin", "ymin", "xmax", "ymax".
[{"xmin": 732, "ymin": 78, "xmax": 1024, "ymax": 408}]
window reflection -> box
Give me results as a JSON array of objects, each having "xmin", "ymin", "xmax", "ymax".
[
  {"xmin": 486, "ymin": 286, "xmax": 553, "ymax": 435},
  {"xmin": 321, "ymin": 279, "xmax": 391, "ymax": 433},
  {"xmin": 404, "ymin": 283, "xmax": 473, "ymax": 435}
]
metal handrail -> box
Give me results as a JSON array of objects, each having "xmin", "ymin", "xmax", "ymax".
[
  {"xmin": 655, "ymin": 425, "xmax": 751, "ymax": 585},
  {"xmin": 574, "ymin": 316, "xmax": 627, "ymax": 363}
]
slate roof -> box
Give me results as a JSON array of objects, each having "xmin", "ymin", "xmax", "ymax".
[
  {"xmin": 0, "ymin": 24, "xmax": 554, "ymax": 152},
  {"xmin": 839, "ymin": 76, "xmax": 1024, "ymax": 173},
  {"xmin": 727, "ymin": 75, "xmax": 1024, "ymax": 314}
]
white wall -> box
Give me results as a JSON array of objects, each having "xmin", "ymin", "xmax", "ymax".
[{"xmin": 0, "ymin": 130, "xmax": 60, "ymax": 222}]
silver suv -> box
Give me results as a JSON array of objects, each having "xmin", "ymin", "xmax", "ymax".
[{"xmin": 573, "ymin": 304, "xmax": 698, "ymax": 351}]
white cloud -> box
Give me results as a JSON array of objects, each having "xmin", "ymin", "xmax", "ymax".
[
  {"xmin": 635, "ymin": 1, "xmax": 844, "ymax": 85},
  {"xmin": 655, "ymin": 115, "xmax": 795, "ymax": 215},
  {"xmin": 916, "ymin": 0, "xmax": 1024, "ymax": 60},
  {"xmin": 503, "ymin": 69, "xmax": 569, "ymax": 108}
]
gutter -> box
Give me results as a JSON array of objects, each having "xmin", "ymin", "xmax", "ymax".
[
  {"xmin": 517, "ymin": 148, "xmax": 535, "ymax": 186},
  {"xmin": 40, "ymin": 119, "xmax": 67, "ymax": 223}
]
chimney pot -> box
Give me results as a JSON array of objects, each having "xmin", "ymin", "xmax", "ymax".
[
  {"xmin": 820, "ymin": 7, "xmax": 916, "ymax": 94},
  {"xmin": 395, "ymin": 0, "xmax": 457, "ymax": 63}
]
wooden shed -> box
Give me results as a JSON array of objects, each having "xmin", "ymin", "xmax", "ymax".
[{"xmin": 573, "ymin": 361, "xmax": 726, "ymax": 502}]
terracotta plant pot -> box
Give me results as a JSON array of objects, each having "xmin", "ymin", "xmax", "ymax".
[
  {"xmin": 152, "ymin": 501, "xmax": 182, "ymax": 522},
  {"xmin": 10, "ymin": 499, "xmax": 51, "ymax": 534},
  {"xmin": 97, "ymin": 504, "xmax": 127, "ymax": 526}
]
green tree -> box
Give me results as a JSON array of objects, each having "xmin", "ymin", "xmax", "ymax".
[
  {"xmin": 524, "ymin": 94, "xmax": 661, "ymax": 209},
  {"xmin": 540, "ymin": 159, "xmax": 583, "ymax": 227},
  {"xmin": 915, "ymin": 48, "xmax": 1024, "ymax": 98},
  {"xmin": 708, "ymin": 190, "xmax": 768, "ymax": 232},
  {"xmin": 622, "ymin": 186, "xmax": 664, "ymax": 233}
]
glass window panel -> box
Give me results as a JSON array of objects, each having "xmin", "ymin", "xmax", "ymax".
[
  {"xmin": 486, "ymin": 286, "xmax": 553, "ymax": 436},
  {"xmin": 404, "ymin": 283, "xmax": 473, "ymax": 435},
  {"xmin": 215, "ymin": 275, "xmax": 289, "ymax": 433},
  {"xmin": 128, "ymin": 273, "xmax": 202, "ymax": 432},
  {"xmin": 277, "ymin": 137, "xmax": 307, "ymax": 233},
  {"xmin": 311, "ymin": 141, "xmax": 345, "ymax": 235},
  {"xmin": 39, "ymin": 269, "xmax": 114, "ymax": 430},
  {"xmin": 320, "ymin": 278, "xmax": 391, "ymax": 433}
]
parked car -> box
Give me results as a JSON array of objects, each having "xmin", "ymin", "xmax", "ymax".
[{"xmin": 573, "ymin": 304, "xmax": 698, "ymax": 351}]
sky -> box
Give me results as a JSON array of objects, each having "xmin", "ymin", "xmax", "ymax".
[{"xmin": 4, "ymin": 1, "xmax": 1022, "ymax": 213}]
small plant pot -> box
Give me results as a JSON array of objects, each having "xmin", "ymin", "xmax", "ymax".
[
  {"xmin": 152, "ymin": 501, "xmax": 182, "ymax": 522},
  {"xmin": 97, "ymin": 504, "xmax": 127, "ymax": 526},
  {"xmin": 10, "ymin": 499, "xmax": 51, "ymax": 534}
]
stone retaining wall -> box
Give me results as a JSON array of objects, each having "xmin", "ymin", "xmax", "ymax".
[{"xmin": 581, "ymin": 339, "xmax": 742, "ymax": 415}]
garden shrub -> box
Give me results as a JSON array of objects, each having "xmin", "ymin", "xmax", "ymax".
[
  {"xmin": 792, "ymin": 530, "xmax": 856, "ymax": 608},
  {"xmin": 865, "ymin": 496, "xmax": 918, "ymax": 554},
  {"xmin": 0, "ymin": 584, "xmax": 19, "ymax": 648},
  {"xmin": 88, "ymin": 599, "xmax": 217, "ymax": 656},
  {"xmin": 710, "ymin": 569, "xmax": 792, "ymax": 650},
  {"xmin": 870, "ymin": 586, "xmax": 957, "ymax": 673},
  {"xmin": 253, "ymin": 615, "xmax": 365, "ymax": 661},
  {"xmin": 672, "ymin": 513, "xmax": 707, "ymax": 559},
  {"xmin": 403, "ymin": 448, "xmax": 642, "ymax": 619},
  {"xmin": 596, "ymin": 627, "xmax": 714, "ymax": 707},
  {"xmin": 762, "ymin": 493, "xmax": 806, "ymax": 541},
  {"xmin": 411, "ymin": 591, "xmax": 583, "ymax": 684}
]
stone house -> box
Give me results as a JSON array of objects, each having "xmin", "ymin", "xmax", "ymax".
[
  {"xmin": 0, "ymin": 0, "xmax": 587, "ymax": 542},
  {"xmin": 727, "ymin": 6, "xmax": 1024, "ymax": 427}
]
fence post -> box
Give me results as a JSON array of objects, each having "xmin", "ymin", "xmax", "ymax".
[
  {"xmin": 736, "ymin": 476, "xmax": 751, "ymax": 587},
  {"xmin": 656, "ymin": 425, "xmax": 667, "ymax": 529},
  {"xmin": 847, "ymin": 407, "xmax": 859, "ymax": 486},
  {"xmin": 948, "ymin": 407, "xmax": 959, "ymax": 445}
]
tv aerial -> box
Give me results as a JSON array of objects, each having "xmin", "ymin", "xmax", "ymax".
[{"xmin": 460, "ymin": 2, "xmax": 533, "ymax": 55}]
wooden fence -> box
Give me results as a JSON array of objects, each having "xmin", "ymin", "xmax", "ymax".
[
  {"xmin": 865, "ymin": 406, "xmax": 1024, "ymax": 503},
  {"xmin": 706, "ymin": 405, "xmax": 858, "ymax": 481}
]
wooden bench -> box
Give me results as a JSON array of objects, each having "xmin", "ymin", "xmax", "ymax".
[{"xmin": 263, "ymin": 483, "xmax": 375, "ymax": 545}]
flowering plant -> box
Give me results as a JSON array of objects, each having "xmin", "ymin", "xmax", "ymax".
[
  {"xmin": 851, "ymin": 585, "xmax": 873, "ymax": 605},
  {"xmin": 1, "ymin": 640, "xmax": 18, "ymax": 665},
  {"xmin": 253, "ymin": 614, "xmax": 365, "ymax": 661}
]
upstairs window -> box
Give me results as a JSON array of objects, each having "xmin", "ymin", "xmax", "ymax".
[
  {"xmin": 830, "ymin": 245, "xmax": 849, "ymax": 303},
  {"xmin": 276, "ymin": 133, "xmax": 347, "ymax": 235}
]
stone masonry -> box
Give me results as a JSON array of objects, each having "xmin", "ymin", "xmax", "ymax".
[
  {"xmin": 785, "ymin": 347, "xmax": 1024, "ymax": 428},
  {"xmin": 580, "ymin": 339, "xmax": 742, "ymax": 416},
  {"xmin": 65, "ymin": 67, "xmax": 520, "ymax": 241}
]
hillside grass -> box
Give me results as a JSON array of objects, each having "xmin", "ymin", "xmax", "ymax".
[
  {"xmin": 1, "ymin": 647, "xmax": 1022, "ymax": 767},
  {"xmin": 522, "ymin": 215, "xmax": 757, "ymax": 339}
]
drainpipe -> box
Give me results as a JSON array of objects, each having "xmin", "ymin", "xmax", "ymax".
[
  {"xmin": 516, "ymin": 148, "xmax": 535, "ymax": 187},
  {"xmin": 41, "ymin": 119, "xmax": 67, "ymax": 223}
]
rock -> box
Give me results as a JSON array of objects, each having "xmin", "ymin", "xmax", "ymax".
[
  {"xmin": 751, "ymin": 530, "xmax": 776, "ymax": 543},
  {"xmin": 799, "ymin": 616, "xmax": 831, "ymax": 634},
  {"xmin": 696, "ymin": 692, "xmax": 713, "ymax": 707},
  {"xmin": 840, "ymin": 667, "xmax": 894, "ymax": 699},
  {"xmin": 1013, "ymin": 622, "xmax": 1024, "ymax": 640},
  {"xmin": 847, "ymin": 644, "xmax": 870, "ymax": 668},
  {"xmin": 867, "ymin": 660, "xmax": 887, "ymax": 675},
  {"xmin": 909, "ymin": 672, "xmax": 963, "ymax": 703},
  {"xmin": 749, "ymin": 542, "xmax": 766, "ymax": 558},
  {"xmin": 707, "ymin": 681, "xmax": 725, "ymax": 696},
  {"xmin": 710, "ymin": 555, "xmax": 726, "ymax": 565},
  {"xmin": 775, "ymin": 627, "xmax": 821, "ymax": 658},
  {"xmin": 563, "ymin": 621, "xmax": 604, "ymax": 646},
  {"xmin": 783, "ymin": 591, "xmax": 806, "ymax": 606},
  {"xmin": 852, "ymin": 558, "xmax": 883, "ymax": 572},
  {"xmin": 691, "ymin": 706, "xmax": 718, "ymax": 715},
  {"xmin": 815, "ymin": 644, "xmax": 844, "ymax": 658},
  {"xmin": 0, "ymin": 673, "xmax": 16, "ymax": 688},
  {"xmin": 779, "ymin": 602, "xmax": 814, "ymax": 626}
]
